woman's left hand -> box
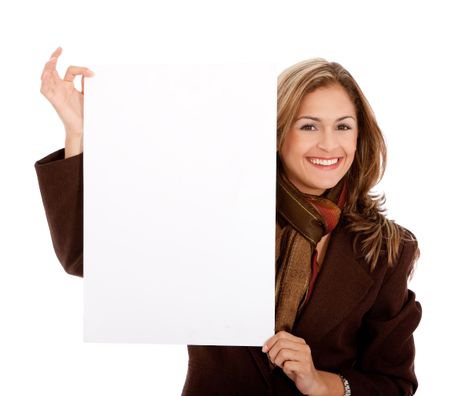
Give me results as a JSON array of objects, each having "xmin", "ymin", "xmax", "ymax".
[{"xmin": 262, "ymin": 331, "xmax": 327, "ymax": 395}]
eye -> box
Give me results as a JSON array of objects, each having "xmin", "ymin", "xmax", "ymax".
[
  {"xmin": 300, "ymin": 123, "xmax": 317, "ymax": 131},
  {"xmin": 337, "ymin": 124, "xmax": 351, "ymax": 131}
]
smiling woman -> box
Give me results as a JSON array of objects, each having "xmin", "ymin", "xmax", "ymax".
[
  {"xmin": 35, "ymin": 49, "xmax": 421, "ymax": 396},
  {"xmin": 270, "ymin": 59, "xmax": 421, "ymax": 395}
]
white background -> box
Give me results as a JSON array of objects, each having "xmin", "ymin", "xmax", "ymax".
[{"xmin": 1, "ymin": 0, "xmax": 448, "ymax": 394}]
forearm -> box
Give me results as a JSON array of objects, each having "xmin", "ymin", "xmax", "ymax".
[
  {"xmin": 310, "ymin": 370, "xmax": 344, "ymax": 396},
  {"xmin": 340, "ymin": 366, "xmax": 416, "ymax": 395},
  {"xmin": 35, "ymin": 148, "xmax": 84, "ymax": 277},
  {"xmin": 65, "ymin": 133, "xmax": 83, "ymax": 158}
]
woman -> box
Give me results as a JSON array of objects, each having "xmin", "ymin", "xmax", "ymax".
[{"xmin": 36, "ymin": 47, "xmax": 421, "ymax": 395}]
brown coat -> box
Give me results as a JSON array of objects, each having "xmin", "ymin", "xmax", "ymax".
[{"xmin": 35, "ymin": 148, "xmax": 422, "ymax": 395}]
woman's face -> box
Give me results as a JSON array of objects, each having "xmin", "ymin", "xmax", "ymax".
[{"xmin": 279, "ymin": 83, "xmax": 358, "ymax": 195}]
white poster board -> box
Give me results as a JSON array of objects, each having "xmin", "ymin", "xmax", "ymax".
[{"xmin": 83, "ymin": 63, "xmax": 276, "ymax": 345}]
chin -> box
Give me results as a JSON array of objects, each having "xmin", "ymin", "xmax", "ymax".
[{"xmin": 315, "ymin": 179, "xmax": 341, "ymax": 190}]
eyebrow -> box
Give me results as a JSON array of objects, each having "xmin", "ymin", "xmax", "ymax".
[{"xmin": 295, "ymin": 115, "xmax": 355, "ymax": 122}]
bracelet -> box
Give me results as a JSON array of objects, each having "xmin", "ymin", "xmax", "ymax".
[{"xmin": 339, "ymin": 374, "xmax": 351, "ymax": 396}]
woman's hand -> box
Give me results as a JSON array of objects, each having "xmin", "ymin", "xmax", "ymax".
[
  {"xmin": 262, "ymin": 331, "xmax": 344, "ymax": 396},
  {"xmin": 40, "ymin": 47, "xmax": 94, "ymax": 139}
]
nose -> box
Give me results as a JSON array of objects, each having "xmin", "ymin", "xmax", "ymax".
[{"xmin": 317, "ymin": 129, "xmax": 339, "ymax": 152}]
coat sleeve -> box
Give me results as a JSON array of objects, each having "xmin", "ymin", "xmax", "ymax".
[
  {"xmin": 340, "ymin": 231, "xmax": 422, "ymax": 395},
  {"xmin": 35, "ymin": 148, "xmax": 84, "ymax": 277}
]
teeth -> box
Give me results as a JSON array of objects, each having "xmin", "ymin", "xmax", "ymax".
[{"xmin": 309, "ymin": 158, "xmax": 339, "ymax": 166}]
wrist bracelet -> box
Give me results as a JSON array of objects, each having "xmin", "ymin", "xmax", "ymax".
[{"xmin": 339, "ymin": 374, "xmax": 351, "ymax": 396}]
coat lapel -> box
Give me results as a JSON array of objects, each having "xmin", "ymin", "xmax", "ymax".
[{"xmin": 293, "ymin": 222, "xmax": 374, "ymax": 343}]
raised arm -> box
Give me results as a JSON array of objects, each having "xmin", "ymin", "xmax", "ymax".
[{"xmin": 35, "ymin": 47, "xmax": 93, "ymax": 276}]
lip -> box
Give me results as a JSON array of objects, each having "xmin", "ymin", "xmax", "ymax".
[{"xmin": 307, "ymin": 157, "xmax": 343, "ymax": 170}]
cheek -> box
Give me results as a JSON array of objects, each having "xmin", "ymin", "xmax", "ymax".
[
  {"xmin": 281, "ymin": 131, "xmax": 302, "ymax": 157},
  {"xmin": 344, "ymin": 134, "xmax": 358, "ymax": 158},
  {"xmin": 287, "ymin": 131, "xmax": 315, "ymax": 156}
]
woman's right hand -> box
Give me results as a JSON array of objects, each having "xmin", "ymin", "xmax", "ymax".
[{"xmin": 40, "ymin": 47, "xmax": 94, "ymax": 141}]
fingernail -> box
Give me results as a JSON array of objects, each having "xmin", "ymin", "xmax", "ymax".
[{"xmin": 262, "ymin": 344, "xmax": 268, "ymax": 353}]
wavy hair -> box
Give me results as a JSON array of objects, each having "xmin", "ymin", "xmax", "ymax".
[{"xmin": 277, "ymin": 58, "xmax": 418, "ymax": 270}]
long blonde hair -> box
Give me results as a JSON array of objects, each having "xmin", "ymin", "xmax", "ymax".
[{"xmin": 277, "ymin": 58, "xmax": 418, "ymax": 270}]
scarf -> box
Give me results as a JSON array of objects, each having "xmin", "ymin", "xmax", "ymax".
[{"xmin": 268, "ymin": 152, "xmax": 347, "ymax": 369}]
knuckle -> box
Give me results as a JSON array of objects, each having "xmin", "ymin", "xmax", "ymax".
[
  {"xmin": 284, "ymin": 361, "xmax": 294, "ymax": 371},
  {"xmin": 279, "ymin": 349, "xmax": 289, "ymax": 361}
]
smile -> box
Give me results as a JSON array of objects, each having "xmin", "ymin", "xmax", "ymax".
[{"xmin": 308, "ymin": 157, "xmax": 341, "ymax": 166}]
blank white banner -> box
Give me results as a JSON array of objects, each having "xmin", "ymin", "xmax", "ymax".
[{"xmin": 83, "ymin": 63, "xmax": 277, "ymax": 346}]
